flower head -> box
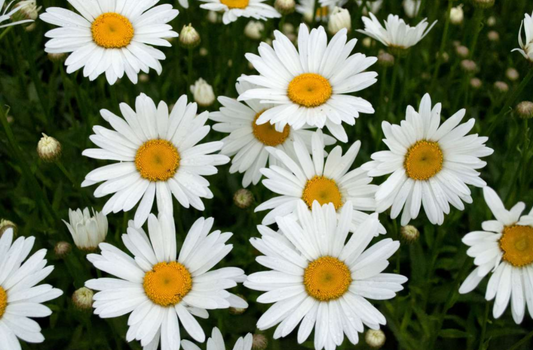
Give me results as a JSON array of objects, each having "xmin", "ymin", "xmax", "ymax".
[
  {"xmin": 199, "ymin": 0, "xmax": 280, "ymax": 25},
  {"xmin": 0, "ymin": 0, "xmax": 34, "ymax": 28}
]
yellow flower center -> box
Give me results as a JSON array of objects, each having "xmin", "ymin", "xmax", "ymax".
[
  {"xmin": 500, "ymin": 225, "xmax": 533, "ymax": 267},
  {"xmin": 316, "ymin": 6, "xmax": 328, "ymax": 17},
  {"xmin": 304, "ymin": 256, "xmax": 352, "ymax": 301},
  {"xmin": 252, "ymin": 111, "xmax": 290, "ymax": 146},
  {"xmin": 143, "ymin": 262, "xmax": 192, "ymax": 307},
  {"xmin": 220, "ymin": 0, "xmax": 249, "ymax": 9},
  {"xmin": 0, "ymin": 287, "xmax": 7, "ymax": 319},
  {"xmin": 91, "ymin": 12, "xmax": 134, "ymax": 49},
  {"xmin": 287, "ymin": 73, "xmax": 333, "ymax": 108},
  {"xmin": 404, "ymin": 140, "xmax": 444, "ymax": 181},
  {"xmin": 135, "ymin": 139, "xmax": 180, "ymax": 182},
  {"xmin": 302, "ymin": 176, "xmax": 343, "ymax": 210}
]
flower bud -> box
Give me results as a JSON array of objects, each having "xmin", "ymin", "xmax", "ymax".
[
  {"xmin": 487, "ymin": 16, "xmax": 496, "ymax": 27},
  {"xmin": 54, "ymin": 241, "xmax": 72, "ymax": 258},
  {"xmin": 48, "ymin": 52, "xmax": 67, "ymax": 63},
  {"xmin": 472, "ymin": 0, "xmax": 494, "ymax": 9},
  {"xmin": 244, "ymin": 21, "xmax": 264, "ymax": 40},
  {"xmin": 207, "ymin": 11, "xmax": 219, "ymax": 23},
  {"xmin": 378, "ymin": 50, "xmax": 395, "ymax": 67},
  {"xmin": 282, "ymin": 23, "xmax": 294, "ymax": 35},
  {"xmin": 470, "ymin": 78, "xmax": 482, "ymax": 89},
  {"xmin": 12, "ymin": 0, "xmax": 40, "ymax": 21},
  {"xmin": 487, "ymin": 30, "xmax": 499, "ymax": 42},
  {"xmin": 234, "ymin": 189, "xmax": 254, "ymax": 209},
  {"xmin": 180, "ymin": 24, "xmax": 201, "ymax": 49},
  {"xmin": 72, "ymin": 287, "xmax": 94, "ymax": 311},
  {"xmin": 328, "ymin": 7, "xmax": 351, "ymax": 35},
  {"xmin": 275, "ymin": 0, "xmax": 295, "ymax": 15},
  {"xmin": 229, "ymin": 294, "xmax": 247, "ymax": 315},
  {"xmin": 450, "ymin": 4, "xmax": 463, "ymax": 25},
  {"xmin": 190, "ymin": 78, "xmax": 215, "ymax": 107},
  {"xmin": 436, "ymin": 51, "xmax": 449, "ymax": 63},
  {"xmin": 0, "ymin": 220, "xmax": 16, "ymax": 238},
  {"xmin": 403, "ymin": 0, "xmax": 420, "ymax": 18},
  {"xmin": 362, "ymin": 37, "xmax": 373, "ymax": 48},
  {"xmin": 516, "ymin": 101, "xmax": 533, "ymax": 119},
  {"xmin": 365, "ymin": 329, "xmax": 386, "ymax": 349},
  {"xmin": 139, "ymin": 74, "xmax": 149, "ymax": 83},
  {"xmin": 455, "ymin": 45, "xmax": 469, "ymax": 58},
  {"xmin": 493, "ymin": 81, "xmax": 508, "ymax": 93},
  {"xmin": 64, "ymin": 208, "xmax": 108, "ymax": 251},
  {"xmin": 460, "ymin": 59, "xmax": 477, "ymax": 73},
  {"xmin": 506, "ymin": 68, "xmax": 519, "ymax": 81},
  {"xmin": 252, "ymin": 334, "xmax": 268, "ymax": 350},
  {"xmin": 400, "ymin": 225, "xmax": 419, "ymax": 242},
  {"xmin": 199, "ymin": 47, "xmax": 208, "ymax": 56},
  {"xmin": 37, "ymin": 133, "xmax": 61, "ymax": 162}
]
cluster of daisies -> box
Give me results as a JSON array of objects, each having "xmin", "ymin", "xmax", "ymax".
[{"xmin": 2, "ymin": 0, "xmax": 533, "ymax": 349}]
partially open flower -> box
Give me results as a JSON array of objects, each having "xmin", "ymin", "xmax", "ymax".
[
  {"xmin": 328, "ymin": 7, "xmax": 351, "ymax": 35},
  {"xmin": 63, "ymin": 208, "xmax": 108, "ymax": 251}
]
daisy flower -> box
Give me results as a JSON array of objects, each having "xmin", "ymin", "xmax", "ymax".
[
  {"xmin": 0, "ymin": 0, "xmax": 34, "ymax": 28},
  {"xmin": 40, "ymin": 0, "xmax": 179, "ymax": 85},
  {"xmin": 0, "ymin": 228, "xmax": 63, "ymax": 350},
  {"xmin": 182, "ymin": 327, "xmax": 252, "ymax": 350},
  {"xmin": 512, "ymin": 12, "xmax": 533, "ymax": 62},
  {"xmin": 296, "ymin": 0, "xmax": 346, "ymax": 23},
  {"xmin": 198, "ymin": 0, "xmax": 280, "ymax": 25},
  {"xmin": 82, "ymin": 93, "xmax": 229, "ymax": 228},
  {"xmin": 85, "ymin": 214, "xmax": 248, "ymax": 350},
  {"xmin": 245, "ymin": 201, "xmax": 407, "ymax": 349},
  {"xmin": 210, "ymin": 80, "xmax": 336, "ymax": 188},
  {"xmin": 357, "ymin": 13, "xmax": 436, "ymax": 51},
  {"xmin": 256, "ymin": 130, "xmax": 384, "ymax": 234},
  {"xmin": 239, "ymin": 23, "xmax": 377, "ymax": 143},
  {"xmin": 460, "ymin": 187, "xmax": 533, "ymax": 324},
  {"xmin": 363, "ymin": 93, "xmax": 493, "ymax": 225}
]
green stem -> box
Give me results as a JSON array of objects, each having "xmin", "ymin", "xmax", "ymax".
[
  {"xmin": 430, "ymin": 0, "xmax": 453, "ymax": 91},
  {"xmin": 386, "ymin": 58, "xmax": 400, "ymax": 121},
  {"xmin": 55, "ymin": 159, "xmax": 78, "ymax": 187},
  {"xmin": 487, "ymin": 69, "xmax": 533, "ymax": 136},
  {"xmin": 508, "ymin": 329, "xmax": 533, "ymax": 350},
  {"xmin": 519, "ymin": 119, "xmax": 531, "ymax": 195},
  {"xmin": 477, "ymin": 303, "xmax": 490, "ymax": 350},
  {"xmin": 187, "ymin": 48, "xmax": 194, "ymax": 99},
  {"xmin": 469, "ymin": 8, "xmax": 484, "ymax": 58},
  {"xmin": 0, "ymin": 105, "xmax": 58, "ymax": 226},
  {"xmin": 0, "ymin": 26, "xmax": 13, "ymax": 42}
]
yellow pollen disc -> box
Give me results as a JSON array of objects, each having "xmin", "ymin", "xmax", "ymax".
[
  {"xmin": 304, "ymin": 256, "xmax": 352, "ymax": 301},
  {"xmin": 135, "ymin": 139, "xmax": 180, "ymax": 182},
  {"xmin": 500, "ymin": 225, "xmax": 533, "ymax": 267},
  {"xmin": 404, "ymin": 140, "xmax": 444, "ymax": 181},
  {"xmin": 220, "ymin": 0, "xmax": 249, "ymax": 9},
  {"xmin": 302, "ymin": 176, "xmax": 343, "ymax": 210},
  {"xmin": 316, "ymin": 6, "xmax": 328, "ymax": 17},
  {"xmin": 252, "ymin": 111, "xmax": 290, "ymax": 146},
  {"xmin": 0, "ymin": 287, "xmax": 7, "ymax": 319},
  {"xmin": 91, "ymin": 12, "xmax": 134, "ymax": 49},
  {"xmin": 143, "ymin": 262, "xmax": 192, "ymax": 307},
  {"xmin": 287, "ymin": 73, "xmax": 333, "ymax": 108}
]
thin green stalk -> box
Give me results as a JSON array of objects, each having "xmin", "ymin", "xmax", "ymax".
[
  {"xmin": 55, "ymin": 159, "xmax": 78, "ymax": 188},
  {"xmin": 469, "ymin": 8, "xmax": 484, "ymax": 58},
  {"xmin": 187, "ymin": 47, "xmax": 194, "ymax": 99},
  {"xmin": 519, "ymin": 119, "xmax": 531, "ymax": 195},
  {"xmin": 477, "ymin": 303, "xmax": 490, "ymax": 350},
  {"xmin": 0, "ymin": 105, "xmax": 58, "ymax": 226},
  {"xmin": 310, "ymin": 0, "xmax": 319, "ymax": 28},
  {"xmin": 0, "ymin": 26, "xmax": 13, "ymax": 42},
  {"xmin": 385, "ymin": 58, "xmax": 400, "ymax": 121},
  {"xmin": 487, "ymin": 69, "xmax": 533, "ymax": 136},
  {"xmin": 508, "ymin": 329, "xmax": 533, "ymax": 350},
  {"xmin": 431, "ymin": 0, "xmax": 453, "ymax": 91}
]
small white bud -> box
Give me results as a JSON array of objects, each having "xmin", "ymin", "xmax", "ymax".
[
  {"xmin": 506, "ymin": 68, "xmax": 519, "ymax": 81},
  {"xmin": 190, "ymin": 78, "xmax": 215, "ymax": 107},
  {"xmin": 401, "ymin": 225, "xmax": 420, "ymax": 242},
  {"xmin": 365, "ymin": 329, "xmax": 386, "ymax": 349},
  {"xmin": 275, "ymin": 0, "xmax": 295, "ymax": 15},
  {"xmin": 180, "ymin": 24, "xmax": 201, "ymax": 48},
  {"xmin": 207, "ymin": 11, "xmax": 219, "ymax": 23},
  {"xmin": 37, "ymin": 133, "xmax": 61, "ymax": 162},
  {"xmin": 470, "ymin": 77, "xmax": 482, "ymax": 89},
  {"xmin": 328, "ymin": 7, "xmax": 351, "ymax": 35},
  {"xmin": 72, "ymin": 287, "xmax": 94, "ymax": 311},
  {"xmin": 244, "ymin": 21, "xmax": 264, "ymax": 40},
  {"xmin": 450, "ymin": 4, "xmax": 463, "ymax": 25},
  {"xmin": 516, "ymin": 101, "xmax": 533, "ymax": 119}
]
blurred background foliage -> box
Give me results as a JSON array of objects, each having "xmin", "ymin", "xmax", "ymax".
[{"xmin": 1, "ymin": 0, "xmax": 533, "ymax": 349}]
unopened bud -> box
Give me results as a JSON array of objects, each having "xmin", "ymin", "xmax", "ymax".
[
  {"xmin": 0, "ymin": 220, "xmax": 17, "ymax": 237},
  {"xmin": 275, "ymin": 0, "xmax": 295, "ymax": 15},
  {"xmin": 48, "ymin": 52, "xmax": 67, "ymax": 62},
  {"xmin": 72, "ymin": 287, "xmax": 94, "ymax": 310},
  {"xmin": 487, "ymin": 16, "xmax": 496, "ymax": 27},
  {"xmin": 229, "ymin": 294, "xmax": 247, "ymax": 315},
  {"xmin": 252, "ymin": 333, "xmax": 268, "ymax": 350},
  {"xmin": 460, "ymin": 59, "xmax": 477, "ymax": 73},
  {"xmin": 516, "ymin": 101, "xmax": 533, "ymax": 119},
  {"xmin": 179, "ymin": 24, "xmax": 201, "ymax": 49},
  {"xmin": 487, "ymin": 30, "xmax": 499, "ymax": 42},
  {"xmin": 378, "ymin": 50, "xmax": 395, "ymax": 67},
  {"xmin": 234, "ymin": 189, "xmax": 254, "ymax": 209},
  {"xmin": 470, "ymin": 77, "xmax": 482, "ymax": 89},
  {"xmin": 54, "ymin": 241, "xmax": 72, "ymax": 258},
  {"xmin": 506, "ymin": 68, "xmax": 519, "ymax": 81},
  {"xmin": 400, "ymin": 225, "xmax": 419, "ymax": 242},
  {"xmin": 244, "ymin": 21, "xmax": 264, "ymax": 40},
  {"xmin": 455, "ymin": 45, "xmax": 469, "ymax": 58},
  {"xmin": 37, "ymin": 133, "xmax": 61, "ymax": 162},
  {"xmin": 450, "ymin": 5, "xmax": 463, "ymax": 25},
  {"xmin": 493, "ymin": 81, "xmax": 508, "ymax": 93},
  {"xmin": 328, "ymin": 7, "xmax": 351, "ymax": 35},
  {"xmin": 365, "ymin": 329, "xmax": 386, "ymax": 349},
  {"xmin": 190, "ymin": 78, "xmax": 215, "ymax": 107}
]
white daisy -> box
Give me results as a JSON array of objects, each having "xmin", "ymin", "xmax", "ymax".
[
  {"xmin": 460, "ymin": 187, "xmax": 533, "ymax": 324},
  {"xmin": 296, "ymin": 0, "xmax": 346, "ymax": 23},
  {"xmin": 357, "ymin": 13, "xmax": 437, "ymax": 50},
  {"xmin": 239, "ymin": 23, "xmax": 377, "ymax": 143},
  {"xmin": 82, "ymin": 93, "xmax": 229, "ymax": 228},
  {"xmin": 363, "ymin": 93, "xmax": 493, "ymax": 226},
  {"xmin": 245, "ymin": 201, "xmax": 407, "ymax": 349},
  {"xmin": 256, "ymin": 130, "xmax": 384, "ymax": 234},
  {"xmin": 182, "ymin": 327, "xmax": 252, "ymax": 350},
  {"xmin": 512, "ymin": 12, "xmax": 533, "ymax": 62},
  {"xmin": 86, "ymin": 214, "xmax": 248, "ymax": 350},
  {"xmin": 0, "ymin": 228, "xmax": 63, "ymax": 350},
  {"xmin": 40, "ymin": 0, "xmax": 179, "ymax": 85},
  {"xmin": 210, "ymin": 80, "xmax": 336, "ymax": 188},
  {"xmin": 0, "ymin": 0, "xmax": 34, "ymax": 28},
  {"xmin": 198, "ymin": 0, "xmax": 280, "ymax": 25}
]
